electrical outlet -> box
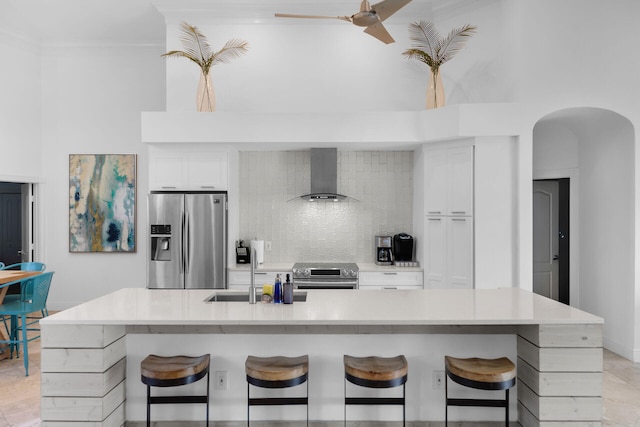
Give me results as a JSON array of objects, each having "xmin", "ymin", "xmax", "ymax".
[
  {"xmin": 215, "ymin": 371, "xmax": 228, "ymax": 390},
  {"xmin": 265, "ymin": 241, "xmax": 272, "ymax": 251},
  {"xmin": 433, "ymin": 370, "xmax": 445, "ymax": 389}
]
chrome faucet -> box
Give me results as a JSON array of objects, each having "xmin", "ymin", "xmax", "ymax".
[{"xmin": 249, "ymin": 247, "xmax": 257, "ymax": 304}]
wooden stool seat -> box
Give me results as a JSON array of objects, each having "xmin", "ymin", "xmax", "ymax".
[
  {"xmin": 140, "ymin": 354, "xmax": 210, "ymax": 427},
  {"xmin": 344, "ymin": 355, "xmax": 408, "ymax": 386},
  {"xmin": 142, "ymin": 354, "xmax": 210, "ymax": 386},
  {"xmin": 445, "ymin": 356, "xmax": 516, "ymax": 390},
  {"xmin": 246, "ymin": 355, "xmax": 309, "ymax": 426},
  {"xmin": 344, "ymin": 355, "xmax": 408, "ymax": 427},
  {"xmin": 246, "ymin": 355, "xmax": 309, "ymax": 385},
  {"xmin": 444, "ymin": 355, "xmax": 516, "ymax": 427}
]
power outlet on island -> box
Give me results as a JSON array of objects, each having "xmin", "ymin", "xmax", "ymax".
[
  {"xmin": 215, "ymin": 371, "xmax": 228, "ymax": 390},
  {"xmin": 432, "ymin": 370, "xmax": 445, "ymax": 389},
  {"xmin": 265, "ymin": 241, "xmax": 272, "ymax": 251}
]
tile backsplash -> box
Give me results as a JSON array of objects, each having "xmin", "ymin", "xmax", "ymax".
[{"xmin": 239, "ymin": 150, "xmax": 413, "ymax": 263}]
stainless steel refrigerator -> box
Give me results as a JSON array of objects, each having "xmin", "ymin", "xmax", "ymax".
[{"xmin": 148, "ymin": 192, "xmax": 227, "ymax": 289}]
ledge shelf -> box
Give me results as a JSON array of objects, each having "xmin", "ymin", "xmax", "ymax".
[{"xmin": 141, "ymin": 103, "xmax": 524, "ymax": 149}]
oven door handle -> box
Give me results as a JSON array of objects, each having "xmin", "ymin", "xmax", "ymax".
[
  {"xmin": 294, "ymin": 280, "xmax": 357, "ymax": 287},
  {"xmin": 296, "ymin": 284, "xmax": 356, "ymax": 290}
]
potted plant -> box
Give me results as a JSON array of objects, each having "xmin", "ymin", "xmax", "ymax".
[
  {"xmin": 163, "ymin": 22, "xmax": 249, "ymax": 112},
  {"xmin": 403, "ymin": 21, "xmax": 476, "ymax": 109}
]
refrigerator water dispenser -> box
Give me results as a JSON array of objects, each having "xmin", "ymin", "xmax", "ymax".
[{"xmin": 150, "ymin": 225, "xmax": 172, "ymax": 261}]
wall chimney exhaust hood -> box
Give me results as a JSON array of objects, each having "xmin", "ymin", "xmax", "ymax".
[{"xmin": 298, "ymin": 148, "xmax": 352, "ymax": 201}]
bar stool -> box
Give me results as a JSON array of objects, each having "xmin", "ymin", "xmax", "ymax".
[
  {"xmin": 343, "ymin": 354, "xmax": 408, "ymax": 427},
  {"xmin": 245, "ymin": 355, "xmax": 309, "ymax": 427},
  {"xmin": 140, "ymin": 354, "xmax": 210, "ymax": 427},
  {"xmin": 444, "ymin": 355, "xmax": 516, "ymax": 427}
]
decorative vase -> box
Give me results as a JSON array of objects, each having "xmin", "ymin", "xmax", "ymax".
[
  {"xmin": 197, "ymin": 71, "xmax": 215, "ymax": 112},
  {"xmin": 427, "ymin": 68, "xmax": 445, "ymax": 109}
]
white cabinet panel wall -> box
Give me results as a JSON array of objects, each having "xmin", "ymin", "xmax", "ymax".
[
  {"xmin": 149, "ymin": 145, "xmax": 228, "ymax": 191},
  {"xmin": 423, "ymin": 145, "xmax": 474, "ymax": 289}
]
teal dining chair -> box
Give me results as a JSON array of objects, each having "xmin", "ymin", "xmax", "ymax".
[
  {"xmin": 2, "ymin": 262, "xmax": 46, "ymax": 272},
  {"xmin": 0, "ymin": 271, "xmax": 54, "ymax": 376},
  {"xmin": 0, "ymin": 262, "xmax": 4, "ymax": 269},
  {"xmin": 1, "ymin": 262, "xmax": 48, "ymax": 317}
]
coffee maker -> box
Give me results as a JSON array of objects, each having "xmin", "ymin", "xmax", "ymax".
[{"xmin": 375, "ymin": 236, "xmax": 394, "ymax": 265}]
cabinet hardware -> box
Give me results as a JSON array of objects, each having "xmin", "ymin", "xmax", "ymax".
[
  {"xmin": 451, "ymin": 218, "xmax": 467, "ymax": 221},
  {"xmin": 450, "ymin": 211, "xmax": 466, "ymax": 214},
  {"xmin": 428, "ymin": 211, "xmax": 442, "ymax": 214},
  {"xmin": 383, "ymin": 272, "xmax": 398, "ymax": 275},
  {"xmin": 428, "ymin": 218, "xmax": 442, "ymax": 221}
]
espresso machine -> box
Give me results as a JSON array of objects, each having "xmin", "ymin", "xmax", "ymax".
[{"xmin": 375, "ymin": 236, "xmax": 393, "ymax": 265}]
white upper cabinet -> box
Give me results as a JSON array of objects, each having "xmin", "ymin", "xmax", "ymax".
[
  {"xmin": 149, "ymin": 146, "xmax": 228, "ymax": 191},
  {"xmin": 425, "ymin": 146, "xmax": 473, "ymax": 216}
]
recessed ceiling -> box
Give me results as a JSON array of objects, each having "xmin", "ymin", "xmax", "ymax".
[{"xmin": 0, "ymin": 0, "xmax": 478, "ymax": 46}]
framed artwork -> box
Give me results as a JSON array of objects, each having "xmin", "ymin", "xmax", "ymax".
[{"xmin": 69, "ymin": 154, "xmax": 136, "ymax": 252}]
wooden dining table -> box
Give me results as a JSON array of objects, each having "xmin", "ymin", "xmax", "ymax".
[{"xmin": 0, "ymin": 270, "xmax": 42, "ymax": 360}]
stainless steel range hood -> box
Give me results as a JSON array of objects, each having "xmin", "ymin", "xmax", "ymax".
[{"xmin": 299, "ymin": 148, "xmax": 349, "ymax": 201}]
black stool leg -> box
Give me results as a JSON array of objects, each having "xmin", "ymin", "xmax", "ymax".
[
  {"xmin": 206, "ymin": 370, "xmax": 210, "ymax": 427},
  {"xmin": 403, "ymin": 382, "xmax": 406, "ymax": 427},
  {"xmin": 146, "ymin": 385, "xmax": 151, "ymax": 427},
  {"xmin": 505, "ymin": 388, "xmax": 509, "ymax": 427},
  {"xmin": 445, "ymin": 374, "xmax": 448, "ymax": 427},
  {"xmin": 247, "ymin": 381, "xmax": 250, "ymax": 427},
  {"xmin": 344, "ymin": 377, "xmax": 347, "ymax": 427}
]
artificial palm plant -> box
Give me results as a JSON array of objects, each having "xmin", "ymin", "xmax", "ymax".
[
  {"xmin": 403, "ymin": 21, "xmax": 476, "ymax": 109},
  {"xmin": 163, "ymin": 22, "xmax": 249, "ymax": 112}
]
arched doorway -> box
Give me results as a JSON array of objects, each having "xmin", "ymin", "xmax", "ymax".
[{"xmin": 532, "ymin": 107, "xmax": 636, "ymax": 359}]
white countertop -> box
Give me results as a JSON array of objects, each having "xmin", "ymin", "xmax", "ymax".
[{"xmin": 42, "ymin": 288, "xmax": 602, "ymax": 327}]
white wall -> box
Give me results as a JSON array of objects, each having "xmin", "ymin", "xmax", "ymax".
[
  {"xmin": 578, "ymin": 115, "xmax": 635, "ymax": 358},
  {"xmin": 0, "ymin": 32, "xmax": 42, "ymax": 182},
  {"xmin": 474, "ymin": 136, "xmax": 517, "ymax": 288},
  {"xmin": 39, "ymin": 44, "xmax": 165, "ymax": 308},
  {"xmin": 533, "ymin": 109, "xmax": 635, "ymax": 359}
]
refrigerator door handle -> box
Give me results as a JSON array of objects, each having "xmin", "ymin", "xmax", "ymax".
[{"xmin": 182, "ymin": 211, "xmax": 187, "ymax": 275}]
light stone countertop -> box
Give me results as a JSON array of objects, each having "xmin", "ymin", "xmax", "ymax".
[{"xmin": 42, "ymin": 287, "xmax": 602, "ymax": 327}]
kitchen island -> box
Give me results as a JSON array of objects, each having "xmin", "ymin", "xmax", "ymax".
[{"xmin": 40, "ymin": 288, "xmax": 603, "ymax": 426}]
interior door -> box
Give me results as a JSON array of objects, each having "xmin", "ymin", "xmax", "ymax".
[
  {"xmin": 0, "ymin": 183, "xmax": 23, "ymax": 265},
  {"xmin": 533, "ymin": 180, "xmax": 559, "ymax": 299}
]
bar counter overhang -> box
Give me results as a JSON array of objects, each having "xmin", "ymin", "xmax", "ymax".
[{"xmin": 40, "ymin": 288, "xmax": 604, "ymax": 426}]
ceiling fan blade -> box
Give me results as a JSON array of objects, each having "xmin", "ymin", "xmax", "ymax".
[
  {"xmin": 371, "ymin": 0, "xmax": 412, "ymax": 22},
  {"xmin": 275, "ymin": 13, "xmax": 352, "ymax": 23},
  {"xmin": 364, "ymin": 22, "xmax": 395, "ymax": 44}
]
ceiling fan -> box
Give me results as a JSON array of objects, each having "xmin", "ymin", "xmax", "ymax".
[{"xmin": 275, "ymin": 0, "xmax": 413, "ymax": 44}]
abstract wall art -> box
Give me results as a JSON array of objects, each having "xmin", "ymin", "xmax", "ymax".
[{"xmin": 69, "ymin": 154, "xmax": 136, "ymax": 252}]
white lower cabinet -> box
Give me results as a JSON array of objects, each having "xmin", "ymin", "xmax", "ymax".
[
  {"xmin": 424, "ymin": 216, "xmax": 473, "ymax": 289},
  {"xmin": 228, "ymin": 270, "xmax": 291, "ymax": 290},
  {"xmin": 359, "ymin": 271, "xmax": 423, "ymax": 290}
]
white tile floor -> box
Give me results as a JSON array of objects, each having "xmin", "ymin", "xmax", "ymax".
[{"xmin": 0, "ymin": 336, "xmax": 637, "ymax": 426}]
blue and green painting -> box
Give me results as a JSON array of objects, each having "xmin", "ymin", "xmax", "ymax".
[{"xmin": 69, "ymin": 154, "xmax": 136, "ymax": 252}]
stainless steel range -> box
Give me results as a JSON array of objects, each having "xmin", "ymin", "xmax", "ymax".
[{"xmin": 292, "ymin": 262, "xmax": 359, "ymax": 289}]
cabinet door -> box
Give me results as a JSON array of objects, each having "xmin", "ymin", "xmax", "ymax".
[
  {"xmin": 150, "ymin": 153, "xmax": 186, "ymax": 190},
  {"xmin": 188, "ymin": 152, "xmax": 228, "ymax": 190},
  {"xmin": 448, "ymin": 146, "xmax": 473, "ymax": 216},
  {"xmin": 424, "ymin": 149, "xmax": 448, "ymax": 215},
  {"xmin": 424, "ymin": 146, "xmax": 473, "ymax": 216},
  {"xmin": 447, "ymin": 217, "xmax": 474, "ymax": 289},
  {"xmin": 424, "ymin": 217, "xmax": 447, "ymax": 288}
]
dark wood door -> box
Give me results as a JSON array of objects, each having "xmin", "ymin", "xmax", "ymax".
[{"xmin": 0, "ymin": 184, "xmax": 23, "ymax": 265}]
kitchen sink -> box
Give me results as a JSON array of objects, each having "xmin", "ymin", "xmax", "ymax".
[{"xmin": 205, "ymin": 291, "xmax": 307, "ymax": 303}]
